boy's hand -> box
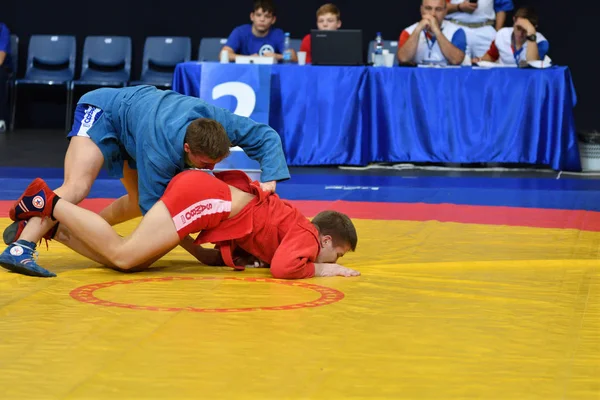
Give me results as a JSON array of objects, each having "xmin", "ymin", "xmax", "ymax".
[
  {"xmin": 459, "ymin": 1, "xmax": 478, "ymax": 13},
  {"xmin": 259, "ymin": 180, "xmax": 276, "ymax": 193},
  {"xmin": 262, "ymin": 52, "xmax": 280, "ymax": 60},
  {"xmin": 514, "ymin": 17, "xmax": 536, "ymax": 35},
  {"xmin": 314, "ymin": 263, "xmax": 361, "ymax": 277}
]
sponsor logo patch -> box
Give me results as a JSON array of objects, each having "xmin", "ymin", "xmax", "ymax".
[
  {"xmin": 32, "ymin": 196, "xmax": 45, "ymax": 209},
  {"xmin": 10, "ymin": 246, "xmax": 24, "ymax": 257}
]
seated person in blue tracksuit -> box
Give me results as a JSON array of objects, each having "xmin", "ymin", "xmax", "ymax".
[
  {"xmin": 221, "ymin": 0, "xmax": 296, "ymax": 63},
  {"xmin": 0, "ymin": 85, "xmax": 291, "ymax": 278}
]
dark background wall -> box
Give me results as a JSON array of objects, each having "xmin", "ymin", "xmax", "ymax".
[{"xmin": 2, "ymin": 0, "xmax": 597, "ymax": 130}]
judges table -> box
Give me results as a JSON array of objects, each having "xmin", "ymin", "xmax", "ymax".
[{"xmin": 173, "ymin": 62, "xmax": 580, "ymax": 171}]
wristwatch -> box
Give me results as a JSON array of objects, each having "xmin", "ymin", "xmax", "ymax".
[{"xmin": 526, "ymin": 34, "xmax": 537, "ymax": 42}]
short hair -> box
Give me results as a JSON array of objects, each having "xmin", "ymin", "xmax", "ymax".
[
  {"xmin": 514, "ymin": 7, "xmax": 539, "ymax": 26},
  {"xmin": 311, "ymin": 211, "xmax": 358, "ymax": 251},
  {"xmin": 317, "ymin": 3, "xmax": 341, "ymax": 19},
  {"xmin": 184, "ymin": 118, "xmax": 231, "ymax": 160},
  {"xmin": 422, "ymin": 0, "xmax": 447, "ymax": 8},
  {"xmin": 253, "ymin": 0, "xmax": 276, "ymax": 15}
]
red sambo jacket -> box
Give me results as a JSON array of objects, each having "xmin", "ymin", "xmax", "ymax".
[{"xmin": 194, "ymin": 171, "xmax": 320, "ymax": 279}]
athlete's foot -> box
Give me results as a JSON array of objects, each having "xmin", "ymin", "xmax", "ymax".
[
  {"xmin": 2, "ymin": 221, "xmax": 60, "ymax": 246},
  {"xmin": 9, "ymin": 178, "xmax": 59, "ymax": 221},
  {"xmin": 0, "ymin": 240, "xmax": 56, "ymax": 277}
]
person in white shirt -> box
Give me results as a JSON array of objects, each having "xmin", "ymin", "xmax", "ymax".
[
  {"xmin": 472, "ymin": 7, "xmax": 549, "ymax": 66},
  {"xmin": 397, "ymin": 0, "xmax": 466, "ymax": 66},
  {"xmin": 445, "ymin": 0, "xmax": 514, "ymax": 59}
]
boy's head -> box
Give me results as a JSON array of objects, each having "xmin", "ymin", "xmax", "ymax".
[
  {"xmin": 316, "ymin": 3, "xmax": 341, "ymax": 31},
  {"xmin": 184, "ymin": 118, "xmax": 231, "ymax": 170},
  {"xmin": 312, "ymin": 211, "xmax": 358, "ymax": 264},
  {"xmin": 251, "ymin": 0, "xmax": 277, "ymax": 35},
  {"xmin": 513, "ymin": 7, "xmax": 539, "ymax": 43},
  {"xmin": 513, "ymin": 7, "xmax": 539, "ymax": 27}
]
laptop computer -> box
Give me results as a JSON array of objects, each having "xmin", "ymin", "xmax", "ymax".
[{"xmin": 311, "ymin": 29, "xmax": 364, "ymax": 66}]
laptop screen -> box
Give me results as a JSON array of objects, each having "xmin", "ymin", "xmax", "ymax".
[{"xmin": 310, "ymin": 29, "xmax": 364, "ymax": 66}]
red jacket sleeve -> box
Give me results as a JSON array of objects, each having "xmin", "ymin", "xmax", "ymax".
[
  {"xmin": 300, "ymin": 34, "xmax": 311, "ymax": 63},
  {"xmin": 270, "ymin": 224, "xmax": 319, "ymax": 279}
]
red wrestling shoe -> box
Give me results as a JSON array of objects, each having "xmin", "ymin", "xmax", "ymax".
[{"xmin": 9, "ymin": 178, "xmax": 57, "ymax": 221}]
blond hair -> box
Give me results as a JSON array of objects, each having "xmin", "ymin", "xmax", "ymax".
[{"xmin": 317, "ymin": 3, "xmax": 341, "ymax": 19}]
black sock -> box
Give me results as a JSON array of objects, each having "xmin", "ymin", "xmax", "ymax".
[{"xmin": 51, "ymin": 196, "xmax": 61, "ymax": 221}]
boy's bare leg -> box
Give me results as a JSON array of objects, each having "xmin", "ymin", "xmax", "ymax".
[
  {"xmin": 19, "ymin": 137, "xmax": 105, "ymax": 243},
  {"xmin": 52, "ymin": 199, "xmax": 180, "ymax": 270},
  {"xmin": 98, "ymin": 160, "xmax": 142, "ymax": 225},
  {"xmin": 49, "ymin": 160, "xmax": 143, "ymax": 266}
]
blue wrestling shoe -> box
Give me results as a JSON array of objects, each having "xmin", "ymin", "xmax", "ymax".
[{"xmin": 0, "ymin": 240, "xmax": 56, "ymax": 278}]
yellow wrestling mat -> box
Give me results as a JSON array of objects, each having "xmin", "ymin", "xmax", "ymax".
[{"xmin": 0, "ymin": 217, "xmax": 599, "ymax": 399}]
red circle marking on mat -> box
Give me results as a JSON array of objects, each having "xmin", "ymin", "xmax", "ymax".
[{"xmin": 70, "ymin": 276, "xmax": 345, "ymax": 312}]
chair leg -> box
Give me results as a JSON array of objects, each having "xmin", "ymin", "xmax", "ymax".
[
  {"xmin": 10, "ymin": 82, "xmax": 18, "ymax": 132},
  {"xmin": 65, "ymin": 83, "xmax": 73, "ymax": 132},
  {"xmin": 3, "ymin": 80, "xmax": 9, "ymax": 133}
]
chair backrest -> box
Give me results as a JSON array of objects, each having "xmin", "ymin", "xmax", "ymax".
[
  {"xmin": 198, "ymin": 37, "xmax": 228, "ymax": 61},
  {"xmin": 26, "ymin": 35, "xmax": 76, "ymax": 75},
  {"xmin": 9, "ymin": 34, "xmax": 18, "ymax": 74},
  {"xmin": 80, "ymin": 36, "xmax": 132, "ymax": 78},
  {"xmin": 367, "ymin": 40, "xmax": 399, "ymax": 65},
  {"xmin": 290, "ymin": 38, "xmax": 302, "ymax": 54},
  {"xmin": 141, "ymin": 36, "xmax": 191, "ymax": 77}
]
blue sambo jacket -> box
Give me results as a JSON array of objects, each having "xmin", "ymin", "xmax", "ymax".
[{"xmin": 78, "ymin": 85, "xmax": 290, "ymax": 214}]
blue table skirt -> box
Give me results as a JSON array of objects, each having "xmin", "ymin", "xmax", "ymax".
[{"xmin": 173, "ymin": 62, "xmax": 580, "ymax": 171}]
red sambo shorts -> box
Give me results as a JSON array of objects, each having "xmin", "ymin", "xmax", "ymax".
[{"xmin": 161, "ymin": 170, "xmax": 232, "ymax": 239}]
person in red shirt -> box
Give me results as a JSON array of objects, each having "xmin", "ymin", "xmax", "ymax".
[
  {"xmin": 299, "ymin": 3, "xmax": 342, "ymax": 64},
  {"xmin": 3, "ymin": 170, "xmax": 360, "ymax": 279}
]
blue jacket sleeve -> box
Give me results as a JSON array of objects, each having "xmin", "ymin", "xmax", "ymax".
[
  {"xmin": 212, "ymin": 106, "xmax": 290, "ymax": 182},
  {"xmin": 137, "ymin": 151, "xmax": 179, "ymax": 215}
]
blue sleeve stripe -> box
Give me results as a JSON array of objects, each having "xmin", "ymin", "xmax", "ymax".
[
  {"xmin": 537, "ymin": 40, "xmax": 549, "ymax": 60},
  {"xmin": 451, "ymin": 29, "xmax": 467, "ymax": 52}
]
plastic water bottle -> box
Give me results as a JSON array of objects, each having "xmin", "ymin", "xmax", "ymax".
[
  {"xmin": 283, "ymin": 32, "xmax": 292, "ymax": 64},
  {"xmin": 374, "ymin": 32, "xmax": 384, "ymax": 67}
]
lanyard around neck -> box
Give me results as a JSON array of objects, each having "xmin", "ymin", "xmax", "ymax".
[
  {"xmin": 424, "ymin": 25, "xmax": 443, "ymax": 58},
  {"xmin": 511, "ymin": 33, "xmax": 526, "ymax": 64}
]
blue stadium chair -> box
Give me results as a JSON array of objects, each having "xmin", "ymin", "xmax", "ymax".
[
  {"xmin": 198, "ymin": 37, "xmax": 228, "ymax": 61},
  {"xmin": 367, "ymin": 40, "xmax": 400, "ymax": 66},
  {"xmin": 130, "ymin": 36, "xmax": 191, "ymax": 88},
  {"xmin": 71, "ymin": 36, "xmax": 132, "ymax": 88},
  {"xmin": 9, "ymin": 34, "xmax": 18, "ymax": 75},
  {"xmin": 290, "ymin": 38, "xmax": 302, "ymax": 54},
  {"xmin": 6, "ymin": 34, "xmax": 18, "ymax": 131},
  {"xmin": 10, "ymin": 35, "xmax": 76, "ymax": 131}
]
